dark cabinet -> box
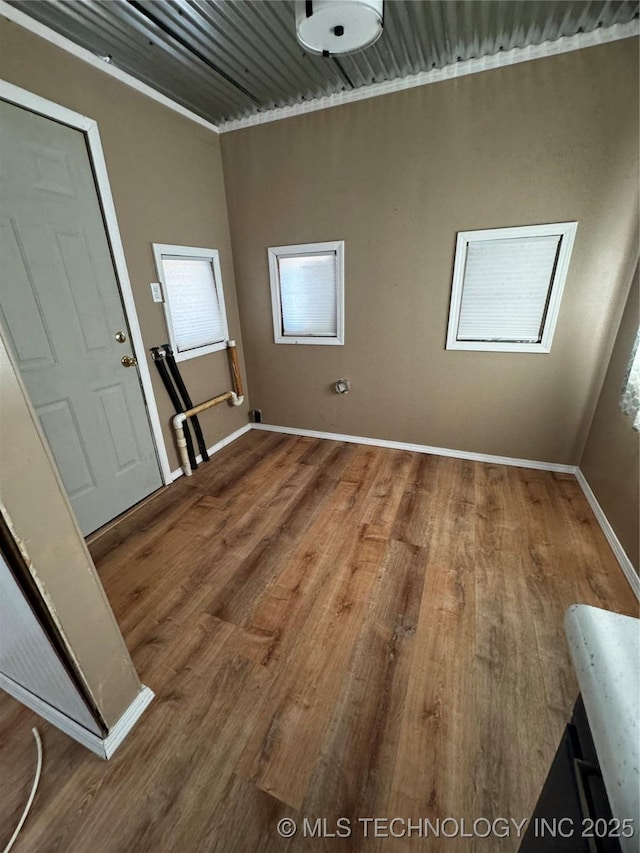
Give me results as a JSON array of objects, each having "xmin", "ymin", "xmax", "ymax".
[{"xmin": 519, "ymin": 697, "xmax": 623, "ymax": 853}]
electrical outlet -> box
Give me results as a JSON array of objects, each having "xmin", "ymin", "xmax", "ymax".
[{"xmin": 150, "ymin": 282, "xmax": 163, "ymax": 303}]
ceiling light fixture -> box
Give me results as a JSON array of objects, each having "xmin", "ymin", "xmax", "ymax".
[{"xmin": 295, "ymin": 0, "xmax": 384, "ymax": 57}]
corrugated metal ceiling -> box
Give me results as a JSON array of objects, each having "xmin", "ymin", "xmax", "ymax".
[{"xmin": 7, "ymin": 1, "xmax": 639, "ymax": 125}]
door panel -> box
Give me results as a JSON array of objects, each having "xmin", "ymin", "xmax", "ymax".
[
  {"xmin": 36, "ymin": 398, "xmax": 97, "ymax": 499},
  {"xmin": 0, "ymin": 220, "xmax": 57, "ymax": 369},
  {"xmin": 55, "ymin": 228, "xmax": 112, "ymax": 352},
  {"xmin": 96, "ymin": 383, "xmax": 143, "ymax": 471},
  {"xmin": 0, "ymin": 101, "xmax": 163, "ymax": 534}
]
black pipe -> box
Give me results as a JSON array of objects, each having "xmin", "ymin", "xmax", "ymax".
[
  {"xmin": 162, "ymin": 345, "xmax": 210, "ymax": 462},
  {"xmin": 150, "ymin": 347, "xmax": 198, "ymax": 472}
]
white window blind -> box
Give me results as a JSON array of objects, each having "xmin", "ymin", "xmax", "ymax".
[
  {"xmin": 152, "ymin": 244, "xmax": 229, "ymax": 362},
  {"xmin": 446, "ymin": 222, "xmax": 578, "ymax": 353},
  {"xmin": 162, "ymin": 257, "xmax": 225, "ymax": 351},
  {"xmin": 457, "ymin": 236, "xmax": 560, "ymax": 342},
  {"xmin": 268, "ymin": 241, "xmax": 344, "ymax": 345},
  {"xmin": 278, "ymin": 253, "xmax": 337, "ymax": 336}
]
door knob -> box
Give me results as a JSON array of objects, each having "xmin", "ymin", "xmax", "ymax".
[
  {"xmin": 114, "ymin": 331, "xmax": 127, "ymax": 343},
  {"xmin": 121, "ymin": 355, "xmax": 138, "ymax": 368}
]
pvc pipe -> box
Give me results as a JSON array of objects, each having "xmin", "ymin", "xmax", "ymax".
[
  {"xmin": 173, "ymin": 390, "xmax": 244, "ymax": 476},
  {"xmin": 172, "ymin": 340, "xmax": 245, "ymax": 476}
]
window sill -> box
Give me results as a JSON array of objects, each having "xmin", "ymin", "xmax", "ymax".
[
  {"xmin": 174, "ymin": 340, "xmax": 228, "ymax": 362},
  {"xmin": 274, "ymin": 336, "xmax": 344, "ymax": 346}
]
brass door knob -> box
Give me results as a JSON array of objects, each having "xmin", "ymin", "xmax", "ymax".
[
  {"xmin": 121, "ymin": 355, "xmax": 138, "ymax": 368},
  {"xmin": 114, "ymin": 331, "xmax": 127, "ymax": 343}
]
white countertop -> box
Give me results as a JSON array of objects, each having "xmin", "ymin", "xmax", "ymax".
[{"xmin": 565, "ymin": 604, "xmax": 639, "ymax": 853}]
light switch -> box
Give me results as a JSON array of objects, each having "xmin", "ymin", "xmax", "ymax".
[{"xmin": 150, "ymin": 282, "xmax": 163, "ymax": 303}]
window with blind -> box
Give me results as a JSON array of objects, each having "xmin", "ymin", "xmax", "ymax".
[
  {"xmin": 268, "ymin": 241, "xmax": 344, "ymax": 345},
  {"xmin": 446, "ymin": 222, "xmax": 578, "ymax": 353},
  {"xmin": 152, "ymin": 244, "xmax": 229, "ymax": 362}
]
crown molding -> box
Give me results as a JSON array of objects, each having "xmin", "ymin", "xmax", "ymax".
[
  {"xmin": 219, "ymin": 20, "xmax": 639, "ymax": 133},
  {"xmin": 2, "ymin": 2, "xmax": 637, "ymax": 140}
]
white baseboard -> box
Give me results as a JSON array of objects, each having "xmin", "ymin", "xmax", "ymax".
[
  {"xmin": 253, "ymin": 423, "xmax": 639, "ymax": 599},
  {"xmin": 575, "ymin": 470, "xmax": 640, "ymax": 600},
  {"xmin": 170, "ymin": 419, "xmax": 637, "ymax": 598},
  {"xmin": 170, "ymin": 423, "xmax": 252, "ymax": 481},
  {"xmin": 251, "ymin": 423, "xmax": 578, "ymax": 473},
  {"xmin": 0, "ymin": 674, "xmax": 154, "ymax": 759},
  {"xmin": 101, "ymin": 686, "xmax": 155, "ymax": 759}
]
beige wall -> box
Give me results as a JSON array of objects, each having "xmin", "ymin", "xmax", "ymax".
[
  {"xmin": 581, "ymin": 266, "xmax": 640, "ymax": 573},
  {"xmin": 0, "ymin": 334, "xmax": 140, "ymax": 728},
  {"xmin": 0, "ymin": 20, "xmax": 248, "ymax": 473},
  {"xmin": 221, "ymin": 39, "xmax": 639, "ymax": 465}
]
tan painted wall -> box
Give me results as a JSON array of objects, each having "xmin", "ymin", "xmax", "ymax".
[
  {"xmin": 581, "ymin": 266, "xmax": 640, "ymax": 573},
  {"xmin": 221, "ymin": 39, "xmax": 639, "ymax": 464},
  {"xmin": 0, "ymin": 19, "xmax": 248, "ymax": 474},
  {"xmin": 0, "ymin": 334, "xmax": 140, "ymax": 728}
]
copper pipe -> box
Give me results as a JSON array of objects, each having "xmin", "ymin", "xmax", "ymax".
[
  {"xmin": 182, "ymin": 392, "xmax": 234, "ymax": 420},
  {"xmin": 227, "ymin": 340, "xmax": 244, "ymax": 398}
]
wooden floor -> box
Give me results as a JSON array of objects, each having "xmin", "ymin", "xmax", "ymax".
[{"xmin": 1, "ymin": 431, "xmax": 636, "ymax": 852}]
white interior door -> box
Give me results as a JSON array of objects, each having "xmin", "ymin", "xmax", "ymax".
[{"xmin": 0, "ymin": 100, "xmax": 163, "ymax": 535}]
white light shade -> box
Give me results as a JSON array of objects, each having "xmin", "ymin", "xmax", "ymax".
[{"xmin": 295, "ymin": 0, "xmax": 383, "ymax": 56}]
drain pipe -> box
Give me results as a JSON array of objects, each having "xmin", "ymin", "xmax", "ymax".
[{"xmin": 173, "ymin": 341, "xmax": 245, "ymax": 477}]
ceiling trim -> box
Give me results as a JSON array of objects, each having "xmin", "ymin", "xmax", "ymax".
[
  {"xmin": 219, "ymin": 19, "xmax": 639, "ymax": 133},
  {"xmin": 1, "ymin": 1, "xmax": 637, "ymax": 137},
  {"xmin": 0, "ymin": 0, "xmax": 221, "ymax": 134}
]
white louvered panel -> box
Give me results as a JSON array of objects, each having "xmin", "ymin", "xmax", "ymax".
[
  {"xmin": 278, "ymin": 252, "xmax": 337, "ymax": 337},
  {"xmin": 162, "ymin": 256, "xmax": 225, "ymax": 352},
  {"xmin": 0, "ymin": 552, "xmax": 101, "ymax": 734},
  {"xmin": 457, "ymin": 235, "xmax": 561, "ymax": 342}
]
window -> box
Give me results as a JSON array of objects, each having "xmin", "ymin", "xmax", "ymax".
[
  {"xmin": 268, "ymin": 241, "xmax": 344, "ymax": 345},
  {"xmin": 152, "ymin": 244, "xmax": 229, "ymax": 362},
  {"xmin": 446, "ymin": 222, "xmax": 578, "ymax": 353},
  {"xmin": 620, "ymin": 329, "xmax": 640, "ymax": 431}
]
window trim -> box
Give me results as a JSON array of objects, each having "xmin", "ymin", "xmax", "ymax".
[
  {"xmin": 152, "ymin": 243, "xmax": 229, "ymax": 363},
  {"xmin": 268, "ymin": 240, "xmax": 345, "ymax": 345},
  {"xmin": 446, "ymin": 221, "xmax": 578, "ymax": 353}
]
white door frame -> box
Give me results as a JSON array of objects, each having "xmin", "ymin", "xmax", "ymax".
[{"xmin": 0, "ymin": 79, "xmax": 172, "ymax": 485}]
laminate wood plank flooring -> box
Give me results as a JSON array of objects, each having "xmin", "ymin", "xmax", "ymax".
[{"xmin": 1, "ymin": 431, "xmax": 636, "ymax": 853}]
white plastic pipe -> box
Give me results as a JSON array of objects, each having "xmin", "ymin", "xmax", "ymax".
[
  {"xmin": 173, "ymin": 391, "xmax": 243, "ymax": 477},
  {"xmin": 172, "ymin": 339, "xmax": 245, "ymax": 476}
]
